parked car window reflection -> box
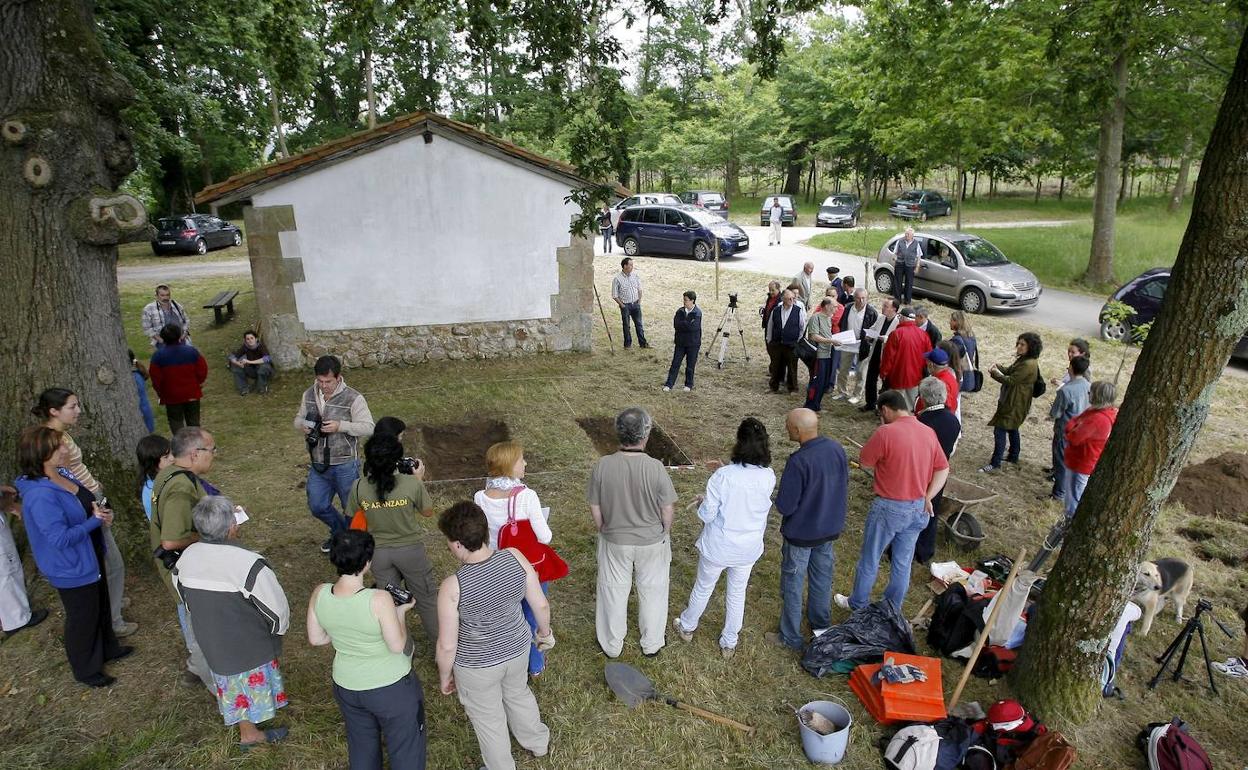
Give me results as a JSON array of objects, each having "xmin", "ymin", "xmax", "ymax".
[{"xmin": 955, "ymin": 237, "xmax": 1008, "ymax": 266}]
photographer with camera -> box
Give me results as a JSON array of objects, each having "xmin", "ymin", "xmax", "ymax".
[
  {"xmin": 150, "ymin": 427, "xmax": 217, "ymax": 691},
  {"xmin": 308, "ymin": 530, "xmax": 426, "ymax": 770},
  {"xmin": 345, "ymin": 432, "xmax": 439, "ymax": 649},
  {"xmin": 294, "ymin": 355, "xmax": 375, "ymax": 553}
]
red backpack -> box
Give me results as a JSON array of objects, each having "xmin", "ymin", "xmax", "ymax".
[
  {"xmin": 497, "ymin": 486, "xmax": 568, "ymax": 583},
  {"xmin": 1136, "ymin": 718, "xmax": 1213, "ymax": 770}
]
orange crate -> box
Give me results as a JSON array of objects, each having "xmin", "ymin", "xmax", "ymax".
[{"xmin": 879, "ymin": 652, "xmax": 946, "ymax": 709}]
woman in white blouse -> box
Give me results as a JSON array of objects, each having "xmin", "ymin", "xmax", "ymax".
[
  {"xmin": 472, "ymin": 441, "xmax": 553, "ymax": 677},
  {"xmin": 672, "ymin": 418, "xmax": 776, "ymax": 658}
]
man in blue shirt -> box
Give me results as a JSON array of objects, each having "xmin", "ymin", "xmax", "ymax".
[{"xmin": 765, "ymin": 408, "xmax": 849, "ymax": 652}]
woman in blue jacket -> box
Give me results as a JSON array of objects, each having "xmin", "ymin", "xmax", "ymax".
[
  {"xmin": 14, "ymin": 426, "xmax": 131, "ymax": 687},
  {"xmin": 664, "ymin": 290, "xmax": 703, "ymax": 392}
]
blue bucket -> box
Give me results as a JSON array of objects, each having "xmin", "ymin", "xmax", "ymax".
[{"xmin": 798, "ymin": 699, "xmax": 852, "ymax": 765}]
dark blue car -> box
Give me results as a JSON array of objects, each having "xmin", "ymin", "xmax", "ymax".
[
  {"xmin": 1100, "ymin": 267, "xmax": 1248, "ymax": 360},
  {"xmin": 615, "ymin": 204, "xmax": 749, "ymax": 261}
]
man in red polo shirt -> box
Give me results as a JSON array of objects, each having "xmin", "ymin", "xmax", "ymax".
[
  {"xmin": 836, "ymin": 389, "xmax": 949, "ymax": 610},
  {"xmin": 879, "ymin": 307, "xmax": 932, "ymax": 410}
]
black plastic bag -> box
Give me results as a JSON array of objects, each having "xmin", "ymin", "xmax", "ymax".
[{"xmin": 801, "ymin": 599, "xmax": 916, "ymax": 678}]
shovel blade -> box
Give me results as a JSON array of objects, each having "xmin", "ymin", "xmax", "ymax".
[{"xmin": 605, "ymin": 662, "xmax": 657, "ymax": 708}]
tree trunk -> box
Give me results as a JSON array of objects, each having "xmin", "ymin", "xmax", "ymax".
[
  {"xmin": 1085, "ymin": 49, "xmax": 1129, "ymax": 285},
  {"xmin": 1013, "ymin": 26, "xmax": 1248, "ymax": 725},
  {"xmin": 1034, "ymin": 171, "xmax": 1042, "ymax": 203},
  {"xmin": 861, "ymin": 163, "xmax": 873, "ymax": 208},
  {"xmin": 1117, "ymin": 157, "xmax": 1129, "ymax": 204},
  {"xmin": 1168, "ymin": 135, "xmax": 1194, "ymax": 213},
  {"xmin": 270, "ymin": 81, "xmax": 289, "ymax": 157},
  {"xmin": 971, "ymin": 170, "xmax": 979, "ymax": 198},
  {"xmin": 1058, "ymin": 163, "xmax": 1066, "ymax": 201},
  {"xmin": 725, "ymin": 140, "xmax": 740, "ymax": 198},
  {"xmin": 955, "ymin": 164, "xmax": 965, "ymax": 230},
  {"xmin": 783, "ymin": 142, "xmax": 806, "ymax": 195},
  {"xmin": 365, "ymin": 45, "xmax": 377, "ymax": 129},
  {"xmin": 0, "ymin": 0, "xmax": 151, "ymax": 564}
]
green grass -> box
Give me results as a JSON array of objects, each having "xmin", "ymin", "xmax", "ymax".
[
  {"xmin": 117, "ymin": 222, "xmax": 249, "ymax": 267},
  {"xmin": 1, "ymin": 258, "xmax": 1245, "ymax": 768},
  {"xmin": 806, "ymin": 209, "xmax": 1191, "ymax": 293}
]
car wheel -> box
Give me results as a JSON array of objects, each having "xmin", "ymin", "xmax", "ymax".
[
  {"xmin": 692, "ymin": 240, "xmax": 710, "ymax": 262},
  {"xmin": 623, "ymin": 237, "xmax": 639, "ymax": 257},
  {"xmin": 1100, "ymin": 318, "xmax": 1131, "ymax": 343},
  {"xmin": 849, "ymin": 216, "xmax": 858, "ymax": 228},
  {"xmin": 760, "ymin": 219, "xmax": 767, "ymax": 227},
  {"xmin": 195, "ymin": 238, "xmax": 207, "ymax": 255},
  {"xmin": 960, "ymin": 287, "xmax": 986, "ymax": 314},
  {"xmin": 919, "ymin": 212, "xmax": 928, "ymax": 222},
  {"xmin": 232, "ymin": 231, "xmax": 242, "ymax": 247},
  {"xmin": 874, "ymin": 270, "xmax": 893, "ymax": 295},
  {"xmin": 151, "ymin": 245, "xmax": 163, "ymax": 256},
  {"xmin": 944, "ymin": 205, "xmax": 952, "ymax": 217}
]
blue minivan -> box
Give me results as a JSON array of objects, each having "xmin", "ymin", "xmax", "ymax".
[{"xmin": 615, "ymin": 204, "xmax": 750, "ymax": 261}]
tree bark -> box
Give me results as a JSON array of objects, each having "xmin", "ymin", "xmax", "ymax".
[
  {"xmin": 0, "ymin": 0, "xmax": 151, "ymax": 563},
  {"xmin": 1168, "ymin": 134, "xmax": 1193, "ymax": 213},
  {"xmin": 955, "ymin": 163, "xmax": 965, "ymax": 230},
  {"xmin": 1034, "ymin": 171, "xmax": 1042, "ymax": 203},
  {"xmin": 783, "ymin": 141, "xmax": 806, "ymax": 195},
  {"xmin": 270, "ymin": 81, "xmax": 289, "ymax": 158},
  {"xmin": 365, "ymin": 46, "xmax": 377, "ymax": 129},
  {"xmin": 1013, "ymin": 26, "xmax": 1248, "ymax": 725},
  {"xmin": 1085, "ymin": 50, "xmax": 1129, "ymax": 285}
]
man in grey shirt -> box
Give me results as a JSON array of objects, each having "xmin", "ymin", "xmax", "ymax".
[
  {"xmin": 890, "ymin": 228, "xmax": 922, "ymax": 305},
  {"xmin": 611, "ymin": 257, "xmax": 649, "ymax": 349},
  {"xmin": 587, "ymin": 407, "xmax": 677, "ymax": 657}
]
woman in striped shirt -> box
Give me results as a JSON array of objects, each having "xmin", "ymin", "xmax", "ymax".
[{"xmin": 435, "ymin": 501, "xmax": 554, "ymax": 770}]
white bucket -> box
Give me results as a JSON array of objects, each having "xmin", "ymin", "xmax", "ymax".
[{"xmin": 798, "ymin": 699, "xmax": 852, "ymax": 765}]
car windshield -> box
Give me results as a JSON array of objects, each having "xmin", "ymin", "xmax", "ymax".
[
  {"xmin": 898, "ymin": 192, "xmax": 923, "ymax": 202},
  {"xmin": 822, "ymin": 196, "xmax": 854, "ymax": 207},
  {"xmin": 954, "ymin": 237, "xmax": 1009, "ymax": 266},
  {"xmin": 700, "ymin": 193, "xmax": 724, "ymax": 204},
  {"xmin": 687, "ymin": 209, "xmax": 724, "ymax": 226},
  {"xmin": 158, "ymin": 218, "xmax": 188, "ymax": 230},
  {"xmin": 764, "ymin": 197, "xmax": 793, "ymax": 208}
]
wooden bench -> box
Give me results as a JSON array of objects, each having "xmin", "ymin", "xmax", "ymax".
[{"xmin": 203, "ymin": 290, "xmax": 239, "ymax": 325}]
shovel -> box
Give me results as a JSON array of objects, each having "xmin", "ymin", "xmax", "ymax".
[{"xmin": 605, "ymin": 662, "xmax": 756, "ymax": 736}]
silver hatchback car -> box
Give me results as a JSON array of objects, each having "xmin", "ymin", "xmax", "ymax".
[{"xmin": 874, "ymin": 231, "xmax": 1042, "ymax": 313}]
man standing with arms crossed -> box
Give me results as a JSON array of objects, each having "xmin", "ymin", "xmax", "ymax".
[
  {"xmin": 890, "ymin": 228, "xmax": 922, "ymax": 305},
  {"xmin": 612, "ymin": 258, "xmax": 649, "ymax": 349},
  {"xmin": 294, "ymin": 355, "xmax": 375, "ymax": 553}
]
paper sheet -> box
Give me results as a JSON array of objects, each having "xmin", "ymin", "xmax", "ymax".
[{"xmin": 830, "ymin": 330, "xmax": 858, "ymax": 345}]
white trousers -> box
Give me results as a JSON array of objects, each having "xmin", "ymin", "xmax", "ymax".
[
  {"xmin": 769, "ymin": 219, "xmax": 783, "ymax": 245},
  {"xmin": 595, "ymin": 536, "xmax": 671, "ymax": 657},
  {"xmin": 101, "ymin": 527, "xmax": 126, "ymax": 629},
  {"xmin": 0, "ymin": 515, "xmax": 31, "ymax": 631},
  {"xmin": 677, "ymin": 555, "xmax": 756, "ymax": 649},
  {"xmin": 455, "ymin": 654, "xmax": 549, "ymax": 770}
]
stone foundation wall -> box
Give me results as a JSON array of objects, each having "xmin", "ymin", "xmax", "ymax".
[{"xmin": 244, "ymin": 203, "xmax": 594, "ymax": 370}]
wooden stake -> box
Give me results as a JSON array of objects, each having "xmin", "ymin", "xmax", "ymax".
[{"xmin": 948, "ymin": 548, "xmax": 1026, "ymax": 710}]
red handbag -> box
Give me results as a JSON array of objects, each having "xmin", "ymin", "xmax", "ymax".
[{"xmin": 497, "ymin": 486, "xmax": 568, "ymax": 583}]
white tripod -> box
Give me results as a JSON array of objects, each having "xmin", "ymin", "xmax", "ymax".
[{"xmin": 705, "ymin": 299, "xmax": 751, "ymax": 369}]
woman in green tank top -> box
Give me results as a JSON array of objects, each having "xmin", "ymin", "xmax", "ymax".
[{"xmin": 307, "ymin": 530, "xmax": 428, "ymax": 769}]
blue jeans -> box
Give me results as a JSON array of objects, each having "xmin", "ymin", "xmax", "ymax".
[
  {"xmin": 133, "ymin": 370, "xmax": 155, "ymax": 433},
  {"xmin": 803, "ymin": 356, "xmax": 834, "ymax": 411},
  {"xmin": 600, "ymin": 226, "xmax": 613, "ymax": 252},
  {"xmin": 990, "ymin": 427, "xmax": 1021, "ymax": 467},
  {"xmin": 307, "ymin": 460, "xmax": 359, "ymax": 535},
  {"xmin": 665, "ymin": 344, "xmax": 698, "ymax": 388},
  {"xmin": 1063, "ymin": 471, "xmax": 1089, "ymax": 519},
  {"xmin": 1050, "ymin": 429, "xmax": 1067, "ymax": 498},
  {"xmin": 619, "ymin": 302, "xmax": 647, "ymax": 347},
  {"xmin": 778, "ymin": 539, "xmax": 834, "ymax": 649},
  {"xmin": 895, "ymin": 262, "xmax": 916, "ymax": 304},
  {"xmin": 849, "ymin": 497, "xmax": 928, "ymax": 609},
  {"xmin": 520, "ymin": 582, "xmax": 549, "ymax": 675}
]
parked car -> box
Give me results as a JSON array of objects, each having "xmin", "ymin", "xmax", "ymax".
[
  {"xmin": 888, "ymin": 189, "xmax": 952, "ymax": 222},
  {"xmin": 616, "ymin": 204, "xmax": 750, "ymax": 261},
  {"xmin": 151, "ymin": 215, "xmax": 242, "ymax": 256},
  {"xmin": 679, "ymin": 190, "xmax": 729, "ymax": 217},
  {"xmin": 815, "ymin": 194, "xmax": 862, "ymax": 228},
  {"xmin": 1099, "ymin": 267, "xmax": 1248, "ymax": 360},
  {"xmin": 610, "ymin": 193, "xmax": 683, "ymax": 228},
  {"xmin": 759, "ymin": 194, "xmax": 797, "ymax": 226},
  {"xmin": 874, "ymin": 231, "xmax": 1041, "ymax": 313}
]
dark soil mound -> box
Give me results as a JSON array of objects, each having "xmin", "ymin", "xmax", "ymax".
[
  {"xmin": 576, "ymin": 417, "xmax": 692, "ymax": 467},
  {"xmin": 1168, "ymin": 451, "xmax": 1248, "ymax": 524}
]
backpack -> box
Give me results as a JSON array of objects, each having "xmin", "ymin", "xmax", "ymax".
[
  {"xmin": 972, "ymin": 645, "xmax": 1018, "ymax": 678},
  {"xmin": 1010, "ymin": 730, "xmax": 1076, "ymax": 770},
  {"xmin": 931, "ymin": 718, "xmax": 975, "ymax": 770},
  {"xmin": 883, "ymin": 725, "xmax": 941, "ymax": 770},
  {"xmin": 1136, "ymin": 718, "xmax": 1213, "ymax": 770},
  {"xmin": 928, "ymin": 584, "xmax": 989, "ymax": 657}
]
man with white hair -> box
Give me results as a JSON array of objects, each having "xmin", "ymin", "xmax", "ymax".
[
  {"xmin": 890, "ymin": 228, "xmax": 922, "ymax": 305},
  {"xmin": 792, "ymin": 262, "xmax": 815, "ymax": 309},
  {"xmin": 587, "ymin": 407, "xmax": 678, "ymax": 658},
  {"xmin": 832, "ymin": 288, "xmax": 877, "ymax": 402}
]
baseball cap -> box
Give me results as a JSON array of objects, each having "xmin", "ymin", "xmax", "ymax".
[{"xmin": 925, "ymin": 348, "xmax": 949, "ymax": 365}]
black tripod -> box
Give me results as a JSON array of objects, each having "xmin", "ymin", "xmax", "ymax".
[
  {"xmin": 705, "ymin": 294, "xmax": 750, "ymax": 369},
  {"xmin": 1148, "ymin": 598, "xmax": 1236, "ymax": 694}
]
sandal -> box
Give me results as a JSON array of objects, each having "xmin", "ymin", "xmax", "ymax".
[{"xmin": 239, "ymin": 727, "xmax": 289, "ymax": 750}]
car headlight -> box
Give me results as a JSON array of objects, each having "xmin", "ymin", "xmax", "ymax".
[{"xmin": 988, "ymin": 280, "xmax": 1010, "ymax": 290}]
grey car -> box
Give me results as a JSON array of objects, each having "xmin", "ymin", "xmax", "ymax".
[
  {"xmin": 816, "ymin": 194, "xmax": 862, "ymax": 228},
  {"xmin": 874, "ymin": 231, "xmax": 1042, "ymax": 313}
]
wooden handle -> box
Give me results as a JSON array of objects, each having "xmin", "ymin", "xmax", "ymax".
[
  {"xmin": 948, "ymin": 548, "xmax": 1026, "ymax": 709},
  {"xmin": 668, "ymin": 698, "xmax": 756, "ymax": 736}
]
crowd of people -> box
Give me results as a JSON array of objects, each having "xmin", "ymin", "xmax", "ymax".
[{"xmin": 0, "ymin": 263, "xmax": 1128, "ymax": 768}]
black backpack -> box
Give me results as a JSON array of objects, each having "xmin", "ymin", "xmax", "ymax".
[{"xmin": 927, "ymin": 584, "xmax": 989, "ymax": 656}]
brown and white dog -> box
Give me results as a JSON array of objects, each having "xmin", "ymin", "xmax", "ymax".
[{"xmin": 1131, "ymin": 559, "xmax": 1194, "ymax": 636}]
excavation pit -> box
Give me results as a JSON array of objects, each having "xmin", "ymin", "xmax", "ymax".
[{"xmin": 576, "ymin": 417, "xmax": 693, "ymax": 467}]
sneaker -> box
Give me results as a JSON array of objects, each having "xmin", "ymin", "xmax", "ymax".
[
  {"xmin": 6, "ymin": 608, "xmax": 48, "ymax": 636},
  {"xmin": 179, "ymin": 670, "xmax": 204, "ymax": 688},
  {"xmin": 763, "ymin": 632, "xmax": 799, "ymax": 652},
  {"xmin": 721, "ymin": 646, "xmax": 736, "ymax": 660},
  {"xmin": 105, "ymin": 645, "xmax": 135, "ymax": 663},
  {"xmin": 834, "ymin": 594, "xmax": 852, "ymax": 610},
  {"xmin": 112, "ymin": 621, "xmax": 139, "ymax": 638},
  {"xmin": 639, "ymin": 343, "xmax": 651, "ymax": 349},
  {"xmin": 848, "ymin": 396, "xmax": 861, "ymax": 405},
  {"xmin": 829, "ymin": 393, "xmax": 845, "ymax": 401},
  {"xmin": 320, "ymin": 539, "xmax": 332, "ymax": 553},
  {"xmin": 662, "ymin": 386, "xmax": 671, "ymax": 392},
  {"xmin": 81, "ymin": 673, "xmax": 116, "ymax": 688},
  {"xmin": 642, "ymin": 647, "xmax": 663, "ymax": 658},
  {"xmin": 978, "ymin": 464, "xmax": 999, "ymax": 474},
  {"xmin": 683, "ymin": 386, "xmax": 692, "ymax": 392},
  {"xmin": 672, "ymin": 617, "xmax": 693, "ymax": 643}
]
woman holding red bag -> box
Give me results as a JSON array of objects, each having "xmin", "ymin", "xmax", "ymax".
[{"xmin": 473, "ymin": 441, "xmax": 564, "ymax": 677}]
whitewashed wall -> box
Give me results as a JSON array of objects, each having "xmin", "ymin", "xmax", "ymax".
[{"xmin": 251, "ymin": 135, "xmax": 579, "ymax": 331}]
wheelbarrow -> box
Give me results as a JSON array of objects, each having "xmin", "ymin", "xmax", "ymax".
[{"xmin": 938, "ymin": 476, "xmax": 995, "ymax": 552}]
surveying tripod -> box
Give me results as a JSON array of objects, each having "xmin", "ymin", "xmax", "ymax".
[{"xmin": 705, "ymin": 296, "xmax": 751, "ymax": 369}]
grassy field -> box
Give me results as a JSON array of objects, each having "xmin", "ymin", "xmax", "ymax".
[
  {"xmin": 1, "ymin": 257, "xmax": 1245, "ymax": 769},
  {"xmin": 806, "ymin": 204, "xmax": 1190, "ymax": 293},
  {"xmin": 117, "ymin": 222, "xmax": 249, "ymax": 267}
]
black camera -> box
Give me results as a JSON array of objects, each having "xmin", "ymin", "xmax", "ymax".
[
  {"xmin": 385, "ymin": 583, "xmax": 413, "ymax": 606},
  {"xmin": 153, "ymin": 545, "xmax": 183, "ymax": 571},
  {"xmin": 304, "ymin": 411, "xmax": 323, "ymax": 450},
  {"xmin": 397, "ymin": 457, "xmax": 421, "ymax": 475},
  {"xmin": 728, "ymin": 292, "xmax": 738, "ymax": 309}
]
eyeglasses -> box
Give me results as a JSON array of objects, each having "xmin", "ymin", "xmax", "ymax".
[{"xmin": 194, "ymin": 446, "xmax": 218, "ymax": 455}]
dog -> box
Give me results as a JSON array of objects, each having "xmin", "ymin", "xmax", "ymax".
[{"xmin": 1131, "ymin": 558, "xmax": 1194, "ymax": 636}]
